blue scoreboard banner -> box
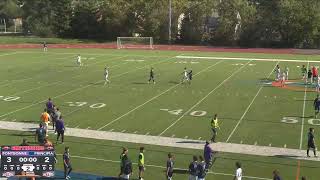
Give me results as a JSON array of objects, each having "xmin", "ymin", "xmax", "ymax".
[{"xmin": 0, "ymin": 146, "xmax": 55, "ymax": 177}]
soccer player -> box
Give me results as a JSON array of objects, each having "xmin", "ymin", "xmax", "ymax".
[
  {"xmin": 104, "ymin": 67, "xmax": 110, "ymax": 85},
  {"xmin": 76, "ymin": 54, "xmax": 82, "ymax": 66},
  {"xmin": 312, "ymin": 66, "xmax": 318, "ymax": 83},
  {"xmin": 316, "ymin": 77, "xmax": 320, "ymax": 93},
  {"xmin": 188, "ymin": 69, "xmax": 193, "ymax": 84},
  {"xmin": 43, "ymin": 41, "xmax": 47, "ymax": 52},
  {"xmin": 188, "ymin": 156, "xmax": 198, "ymax": 180},
  {"xmin": 35, "ymin": 123, "xmax": 46, "ymax": 145},
  {"xmin": 307, "ymin": 128, "xmax": 317, "ymax": 157},
  {"xmin": 148, "ymin": 67, "xmax": 155, "ymax": 84},
  {"xmin": 280, "ymin": 72, "xmax": 286, "ymax": 87},
  {"xmin": 203, "ymin": 141, "xmax": 213, "ymax": 171},
  {"xmin": 138, "ymin": 147, "xmax": 145, "ymax": 180},
  {"xmin": 197, "ymin": 156, "xmax": 206, "ymax": 180},
  {"xmin": 119, "ymin": 147, "xmax": 128, "ymax": 178},
  {"xmin": 63, "ymin": 147, "xmax": 72, "ymax": 179},
  {"xmin": 166, "ymin": 153, "xmax": 174, "ymax": 180},
  {"xmin": 122, "ymin": 154, "xmax": 133, "ymax": 180},
  {"xmin": 274, "ymin": 65, "xmax": 281, "ymax": 81},
  {"xmin": 284, "ymin": 66, "xmax": 289, "ymax": 80},
  {"xmin": 234, "ymin": 162, "xmax": 242, "ymax": 180},
  {"xmin": 46, "ymin": 98, "xmax": 54, "ymax": 115},
  {"xmin": 301, "ymin": 65, "xmax": 307, "ymax": 82},
  {"xmin": 313, "ymin": 95, "xmax": 320, "ymax": 118},
  {"xmin": 181, "ymin": 67, "xmax": 189, "ymax": 83},
  {"xmin": 40, "ymin": 109, "xmax": 51, "ymax": 137},
  {"xmin": 308, "ymin": 69, "xmax": 313, "ymax": 84},
  {"xmin": 210, "ymin": 114, "xmax": 220, "ymax": 143},
  {"xmin": 272, "ymin": 170, "xmax": 282, "ymax": 180},
  {"xmin": 56, "ymin": 116, "xmax": 65, "ymax": 144}
]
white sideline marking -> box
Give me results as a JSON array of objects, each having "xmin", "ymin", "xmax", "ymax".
[
  {"xmin": 171, "ymin": 134, "xmax": 175, "ymax": 138},
  {"xmin": 226, "ymin": 61, "xmax": 279, "ymax": 142},
  {"xmin": 300, "ymin": 61, "xmax": 309, "ymax": 149},
  {"xmin": 159, "ymin": 60, "xmax": 252, "ymax": 136},
  {"xmin": 0, "ymin": 52, "xmax": 19, "ymax": 57},
  {"xmin": 86, "ymin": 127, "xmax": 91, "ymax": 129},
  {"xmin": 145, "ymin": 132, "xmax": 150, "ymax": 135},
  {"xmin": 121, "ymin": 130, "xmax": 126, "ymax": 133},
  {"xmin": 184, "ymin": 136, "xmax": 188, "ymax": 139},
  {"xmin": 198, "ymin": 137, "xmax": 202, "ymax": 140},
  {"xmin": 176, "ymin": 55, "xmax": 320, "ymax": 63},
  {"xmin": 0, "ymin": 58, "xmax": 164, "ymax": 119},
  {"xmin": 109, "ymin": 129, "xmax": 114, "ymax": 132},
  {"xmin": 133, "ymin": 131, "xmax": 138, "ymax": 134},
  {"xmin": 67, "ymin": 154, "xmax": 272, "ymax": 180},
  {"xmin": 97, "ymin": 60, "xmax": 224, "ymax": 130}
]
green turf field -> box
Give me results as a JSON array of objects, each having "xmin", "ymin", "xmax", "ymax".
[
  {"xmin": 0, "ymin": 49, "xmax": 320, "ymax": 179},
  {"xmin": 0, "ymin": 130, "xmax": 319, "ymax": 179}
]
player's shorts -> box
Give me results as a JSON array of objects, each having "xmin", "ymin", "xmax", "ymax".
[
  {"xmin": 64, "ymin": 163, "xmax": 72, "ymax": 169},
  {"xmin": 105, "ymin": 75, "xmax": 109, "ymax": 80},
  {"xmin": 308, "ymin": 142, "xmax": 316, "ymax": 149},
  {"xmin": 315, "ymin": 106, "xmax": 320, "ymax": 111},
  {"xmin": 212, "ymin": 128, "xmax": 217, "ymax": 134},
  {"xmin": 167, "ymin": 171, "xmax": 173, "ymax": 178},
  {"xmin": 188, "ymin": 175, "xmax": 197, "ymax": 180},
  {"xmin": 138, "ymin": 165, "xmax": 145, "ymax": 171},
  {"xmin": 121, "ymin": 174, "xmax": 130, "ymax": 180}
]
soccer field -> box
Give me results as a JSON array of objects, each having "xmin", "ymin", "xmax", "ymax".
[{"xmin": 0, "ymin": 48, "xmax": 320, "ymax": 178}]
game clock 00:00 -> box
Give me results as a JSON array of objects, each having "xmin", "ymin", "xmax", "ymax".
[{"xmin": 0, "ymin": 146, "xmax": 55, "ymax": 177}]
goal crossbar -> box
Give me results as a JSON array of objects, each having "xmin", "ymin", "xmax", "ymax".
[{"xmin": 117, "ymin": 37, "xmax": 154, "ymax": 49}]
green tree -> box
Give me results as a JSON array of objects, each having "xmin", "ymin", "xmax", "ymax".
[{"xmin": 52, "ymin": 0, "xmax": 72, "ymax": 37}]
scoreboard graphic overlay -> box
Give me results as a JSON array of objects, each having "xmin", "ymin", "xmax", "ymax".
[{"xmin": 1, "ymin": 146, "xmax": 55, "ymax": 177}]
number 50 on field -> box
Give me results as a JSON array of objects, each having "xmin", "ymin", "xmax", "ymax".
[{"xmin": 282, "ymin": 117, "xmax": 320, "ymax": 126}]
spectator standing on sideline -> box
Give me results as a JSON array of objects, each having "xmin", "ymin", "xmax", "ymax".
[
  {"xmin": 35, "ymin": 123, "xmax": 46, "ymax": 145},
  {"xmin": 210, "ymin": 114, "xmax": 220, "ymax": 143},
  {"xmin": 63, "ymin": 147, "xmax": 72, "ymax": 180},
  {"xmin": 188, "ymin": 155, "xmax": 198, "ymax": 180},
  {"xmin": 197, "ymin": 156, "xmax": 206, "ymax": 180},
  {"xmin": 307, "ymin": 128, "xmax": 317, "ymax": 157},
  {"xmin": 56, "ymin": 116, "xmax": 65, "ymax": 144},
  {"xmin": 272, "ymin": 170, "xmax": 282, "ymax": 180},
  {"xmin": 166, "ymin": 153, "xmax": 174, "ymax": 180},
  {"xmin": 234, "ymin": 162, "xmax": 242, "ymax": 180},
  {"xmin": 203, "ymin": 141, "xmax": 213, "ymax": 171},
  {"xmin": 122, "ymin": 154, "xmax": 133, "ymax": 180},
  {"xmin": 138, "ymin": 147, "xmax": 145, "ymax": 180},
  {"xmin": 20, "ymin": 138, "xmax": 29, "ymax": 146}
]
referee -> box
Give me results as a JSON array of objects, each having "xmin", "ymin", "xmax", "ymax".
[
  {"xmin": 210, "ymin": 114, "xmax": 220, "ymax": 143},
  {"xmin": 138, "ymin": 147, "xmax": 145, "ymax": 180}
]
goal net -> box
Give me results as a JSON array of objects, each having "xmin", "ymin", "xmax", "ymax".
[{"xmin": 117, "ymin": 37, "xmax": 154, "ymax": 49}]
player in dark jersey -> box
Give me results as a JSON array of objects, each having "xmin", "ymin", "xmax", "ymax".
[
  {"xmin": 35, "ymin": 123, "xmax": 46, "ymax": 145},
  {"xmin": 63, "ymin": 147, "xmax": 72, "ymax": 179},
  {"xmin": 188, "ymin": 70, "xmax": 193, "ymax": 84},
  {"xmin": 313, "ymin": 95, "xmax": 320, "ymax": 118},
  {"xmin": 166, "ymin": 153, "xmax": 174, "ymax": 180},
  {"xmin": 307, "ymin": 69, "xmax": 313, "ymax": 84},
  {"xmin": 188, "ymin": 156, "xmax": 198, "ymax": 180},
  {"xmin": 148, "ymin": 67, "xmax": 155, "ymax": 84},
  {"xmin": 307, "ymin": 128, "xmax": 317, "ymax": 157}
]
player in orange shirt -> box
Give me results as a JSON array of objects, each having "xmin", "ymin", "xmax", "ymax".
[{"xmin": 40, "ymin": 109, "xmax": 51, "ymax": 136}]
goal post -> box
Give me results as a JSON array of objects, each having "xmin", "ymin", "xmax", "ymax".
[{"xmin": 117, "ymin": 37, "xmax": 154, "ymax": 49}]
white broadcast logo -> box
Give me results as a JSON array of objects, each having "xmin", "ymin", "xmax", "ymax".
[{"xmin": 21, "ymin": 164, "xmax": 35, "ymax": 172}]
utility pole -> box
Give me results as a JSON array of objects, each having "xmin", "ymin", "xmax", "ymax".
[{"xmin": 168, "ymin": 0, "xmax": 172, "ymax": 44}]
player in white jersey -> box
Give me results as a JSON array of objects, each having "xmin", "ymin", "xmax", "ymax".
[
  {"xmin": 285, "ymin": 66, "xmax": 289, "ymax": 80},
  {"xmin": 104, "ymin": 67, "xmax": 110, "ymax": 85},
  {"xmin": 234, "ymin": 162, "xmax": 242, "ymax": 180},
  {"xmin": 181, "ymin": 67, "xmax": 189, "ymax": 83},
  {"xmin": 316, "ymin": 76, "xmax": 320, "ymax": 92},
  {"xmin": 76, "ymin": 54, "xmax": 82, "ymax": 66},
  {"xmin": 274, "ymin": 65, "xmax": 281, "ymax": 81},
  {"xmin": 281, "ymin": 72, "xmax": 286, "ymax": 87}
]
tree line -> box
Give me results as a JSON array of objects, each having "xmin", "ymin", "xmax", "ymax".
[{"xmin": 1, "ymin": 0, "xmax": 320, "ymax": 48}]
